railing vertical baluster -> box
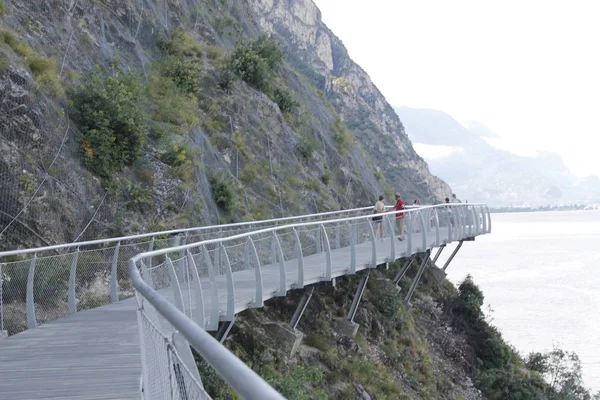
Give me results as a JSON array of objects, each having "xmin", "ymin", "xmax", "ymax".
[
  {"xmin": 186, "ymin": 250, "xmax": 205, "ymax": 329},
  {"xmin": 420, "ymin": 212, "xmax": 427, "ymax": 250},
  {"xmin": 26, "ymin": 254, "xmax": 37, "ymax": 329},
  {"xmin": 335, "ymin": 223, "xmax": 341, "ymax": 249},
  {"xmin": 367, "ymin": 219, "xmax": 377, "ymax": 269},
  {"xmin": 148, "ymin": 236, "xmax": 155, "ymax": 252},
  {"xmin": 486, "ymin": 205, "xmax": 492, "ymax": 233},
  {"xmin": 140, "ymin": 260, "xmax": 153, "ymax": 288},
  {"xmin": 434, "ymin": 209, "xmax": 440, "ymax": 246},
  {"xmin": 68, "ymin": 248, "xmax": 80, "ymax": 314},
  {"xmin": 446, "ymin": 208, "xmax": 453, "ymax": 243},
  {"xmin": 248, "ymin": 237, "xmax": 263, "ymax": 307},
  {"xmin": 220, "ymin": 244, "xmax": 235, "ymax": 320},
  {"xmin": 386, "ymin": 215, "xmax": 395, "ymax": 260},
  {"xmin": 406, "ymin": 213, "xmax": 412, "ymax": 256},
  {"xmin": 110, "ymin": 242, "xmax": 120, "ymax": 303},
  {"xmin": 316, "ymin": 227, "xmax": 322, "ymax": 253},
  {"xmin": 166, "ymin": 256, "xmax": 185, "ymax": 313},
  {"xmin": 349, "ymin": 222, "xmax": 357, "ymax": 274},
  {"xmin": 474, "ymin": 207, "xmax": 480, "ymax": 236},
  {"xmin": 272, "ymin": 231, "xmax": 287, "ymax": 296},
  {"xmin": 293, "ymin": 228, "xmax": 304, "ymax": 288},
  {"xmin": 202, "ymin": 245, "xmax": 219, "ymax": 330},
  {"xmin": 320, "ymin": 224, "xmax": 333, "ymax": 279}
]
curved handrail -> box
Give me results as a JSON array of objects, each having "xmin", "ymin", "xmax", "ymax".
[
  {"xmin": 0, "ymin": 205, "xmax": 378, "ymax": 258},
  {"xmin": 129, "ymin": 202, "xmax": 490, "ymax": 399},
  {"xmin": 129, "ymin": 260, "xmax": 285, "ymax": 400},
  {"xmin": 131, "ymin": 203, "xmax": 489, "ymax": 263}
]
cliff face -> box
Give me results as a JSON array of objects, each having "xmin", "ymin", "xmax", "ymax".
[
  {"xmin": 250, "ymin": 0, "xmax": 452, "ymax": 204},
  {"xmin": 0, "ymin": 0, "xmax": 450, "ymax": 250}
]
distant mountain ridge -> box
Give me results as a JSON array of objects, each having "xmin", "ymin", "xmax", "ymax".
[{"xmin": 395, "ymin": 106, "xmax": 600, "ymax": 206}]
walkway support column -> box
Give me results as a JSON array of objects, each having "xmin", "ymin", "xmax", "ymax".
[
  {"xmin": 287, "ymin": 286, "xmax": 315, "ymax": 330},
  {"xmin": 336, "ymin": 270, "xmax": 370, "ymax": 337},
  {"xmin": 432, "ymin": 244, "xmax": 446, "ymax": 264},
  {"xmin": 392, "ymin": 255, "xmax": 414, "ymax": 286},
  {"xmin": 442, "ymin": 240, "xmax": 463, "ymax": 272},
  {"xmin": 404, "ymin": 250, "xmax": 431, "ymax": 305}
]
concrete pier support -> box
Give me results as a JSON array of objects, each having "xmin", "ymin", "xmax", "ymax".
[{"xmin": 264, "ymin": 323, "xmax": 304, "ymax": 356}]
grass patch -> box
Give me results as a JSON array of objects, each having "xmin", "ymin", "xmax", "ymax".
[
  {"xmin": 0, "ymin": 29, "xmax": 32, "ymax": 57},
  {"xmin": 304, "ymin": 334, "xmax": 330, "ymax": 352},
  {"xmin": 26, "ymin": 55, "xmax": 63, "ymax": 97}
]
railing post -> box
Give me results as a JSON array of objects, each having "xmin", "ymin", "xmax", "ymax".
[
  {"xmin": 386, "ymin": 215, "xmax": 395, "ymax": 260},
  {"xmin": 148, "ymin": 236, "xmax": 155, "ymax": 252},
  {"xmin": 446, "ymin": 208, "xmax": 453, "ymax": 243},
  {"xmin": 272, "ymin": 231, "xmax": 287, "ymax": 296},
  {"xmin": 486, "ymin": 205, "xmax": 492, "ymax": 233},
  {"xmin": 366, "ymin": 219, "xmax": 377, "ymax": 268},
  {"xmin": 406, "ymin": 213, "xmax": 412, "ymax": 256},
  {"xmin": 186, "ymin": 250, "xmax": 205, "ymax": 329},
  {"xmin": 474, "ymin": 207, "xmax": 480, "ymax": 236},
  {"xmin": 419, "ymin": 212, "xmax": 427, "ymax": 251},
  {"xmin": 292, "ymin": 228, "xmax": 304, "ymax": 288},
  {"xmin": 349, "ymin": 222, "xmax": 357, "ymax": 274},
  {"xmin": 166, "ymin": 256, "xmax": 185, "ymax": 313},
  {"xmin": 110, "ymin": 242, "xmax": 120, "ymax": 303},
  {"xmin": 320, "ymin": 224, "xmax": 333, "ymax": 279},
  {"xmin": 220, "ymin": 244, "xmax": 235, "ymax": 320},
  {"xmin": 202, "ymin": 245, "xmax": 219, "ymax": 330},
  {"xmin": 434, "ymin": 208, "xmax": 440, "ymax": 246},
  {"xmin": 335, "ymin": 223, "xmax": 341, "ymax": 249},
  {"xmin": 316, "ymin": 227, "xmax": 322, "ymax": 253},
  {"xmin": 248, "ymin": 238, "xmax": 264, "ymax": 307},
  {"xmin": 140, "ymin": 260, "xmax": 153, "ymax": 288},
  {"xmin": 68, "ymin": 248, "xmax": 80, "ymax": 314},
  {"xmin": 26, "ymin": 254, "xmax": 37, "ymax": 329}
]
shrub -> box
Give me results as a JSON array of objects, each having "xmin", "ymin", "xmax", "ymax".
[
  {"xmin": 304, "ymin": 334, "xmax": 330, "ymax": 352},
  {"xmin": 159, "ymin": 57, "xmax": 201, "ymax": 94},
  {"xmin": 69, "ymin": 70, "xmax": 146, "ymax": 178},
  {"xmin": 272, "ymin": 84, "xmax": 299, "ymax": 115},
  {"xmin": 229, "ymin": 35, "xmax": 283, "ymax": 92},
  {"xmin": 146, "ymin": 74, "xmax": 199, "ymax": 129},
  {"xmin": 125, "ymin": 183, "xmax": 154, "ymax": 212},
  {"xmin": 158, "ymin": 29, "xmax": 202, "ymax": 58},
  {"xmin": 209, "ymin": 173, "xmax": 235, "ymax": 213},
  {"xmin": 296, "ymin": 134, "xmax": 316, "ymax": 160},
  {"xmin": 0, "ymin": 1, "xmax": 5, "ymax": 16},
  {"xmin": 332, "ymin": 115, "xmax": 354, "ymax": 154}
]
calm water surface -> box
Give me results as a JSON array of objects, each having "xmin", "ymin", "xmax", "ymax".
[{"xmin": 439, "ymin": 210, "xmax": 600, "ymax": 391}]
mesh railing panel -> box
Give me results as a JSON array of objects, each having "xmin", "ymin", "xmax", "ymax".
[{"xmin": 139, "ymin": 307, "xmax": 211, "ymax": 400}]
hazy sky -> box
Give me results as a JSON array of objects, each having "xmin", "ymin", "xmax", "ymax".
[{"xmin": 313, "ymin": 0, "xmax": 600, "ymax": 177}]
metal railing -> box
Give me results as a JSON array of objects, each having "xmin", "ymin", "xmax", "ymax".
[
  {"xmin": 129, "ymin": 203, "xmax": 491, "ymax": 399},
  {"xmin": 0, "ymin": 205, "xmax": 378, "ymax": 336}
]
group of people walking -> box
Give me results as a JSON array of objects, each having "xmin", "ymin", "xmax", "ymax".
[{"xmin": 373, "ymin": 192, "xmax": 419, "ymax": 241}]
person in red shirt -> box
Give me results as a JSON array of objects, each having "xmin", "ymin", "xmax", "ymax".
[{"xmin": 394, "ymin": 192, "xmax": 406, "ymax": 241}]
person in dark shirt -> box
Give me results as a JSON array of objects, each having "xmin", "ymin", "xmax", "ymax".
[{"xmin": 394, "ymin": 192, "xmax": 406, "ymax": 241}]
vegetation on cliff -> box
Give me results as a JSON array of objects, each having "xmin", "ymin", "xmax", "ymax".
[{"xmin": 193, "ymin": 260, "xmax": 598, "ymax": 400}]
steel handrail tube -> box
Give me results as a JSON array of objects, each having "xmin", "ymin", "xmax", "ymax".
[
  {"xmin": 0, "ymin": 206, "xmax": 378, "ymax": 258},
  {"xmin": 130, "ymin": 204, "xmax": 488, "ymax": 264},
  {"xmin": 128, "ymin": 260, "xmax": 285, "ymax": 400}
]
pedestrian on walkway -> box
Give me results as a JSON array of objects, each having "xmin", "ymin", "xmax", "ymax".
[
  {"xmin": 394, "ymin": 192, "xmax": 406, "ymax": 241},
  {"xmin": 373, "ymin": 195, "xmax": 385, "ymax": 239}
]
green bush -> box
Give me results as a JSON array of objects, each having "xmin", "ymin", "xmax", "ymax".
[
  {"xmin": 146, "ymin": 74, "xmax": 199, "ymax": 129},
  {"xmin": 229, "ymin": 36, "xmax": 282, "ymax": 92},
  {"xmin": 332, "ymin": 116, "xmax": 354, "ymax": 154},
  {"xmin": 69, "ymin": 71, "xmax": 146, "ymax": 178},
  {"xmin": 0, "ymin": 1, "xmax": 5, "ymax": 16},
  {"xmin": 272, "ymin": 84, "xmax": 299, "ymax": 115},
  {"xmin": 158, "ymin": 29, "xmax": 202, "ymax": 58},
  {"xmin": 209, "ymin": 174, "xmax": 235, "ymax": 213},
  {"xmin": 0, "ymin": 28, "xmax": 32, "ymax": 56},
  {"xmin": 295, "ymin": 134, "xmax": 316, "ymax": 160},
  {"xmin": 125, "ymin": 183, "xmax": 154, "ymax": 212},
  {"xmin": 477, "ymin": 368, "xmax": 546, "ymax": 400},
  {"xmin": 159, "ymin": 57, "xmax": 201, "ymax": 94}
]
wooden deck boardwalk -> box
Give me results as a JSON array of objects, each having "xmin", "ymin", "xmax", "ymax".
[{"xmin": 0, "ymin": 227, "xmax": 458, "ymax": 399}]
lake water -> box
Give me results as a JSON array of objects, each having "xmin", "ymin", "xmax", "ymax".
[{"xmin": 438, "ymin": 210, "xmax": 600, "ymax": 392}]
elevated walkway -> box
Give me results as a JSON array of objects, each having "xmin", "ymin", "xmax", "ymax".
[{"xmin": 0, "ymin": 204, "xmax": 490, "ymax": 399}]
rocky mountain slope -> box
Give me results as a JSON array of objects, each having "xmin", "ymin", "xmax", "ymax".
[
  {"xmin": 0, "ymin": 0, "xmax": 451, "ymax": 251},
  {"xmin": 395, "ymin": 106, "xmax": 600, "ymax": 207}
]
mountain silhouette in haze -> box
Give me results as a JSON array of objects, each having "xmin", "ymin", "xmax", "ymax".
[{"xmin": 395, "ymin": 106, "xmax": 600, "ymax": 206}]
